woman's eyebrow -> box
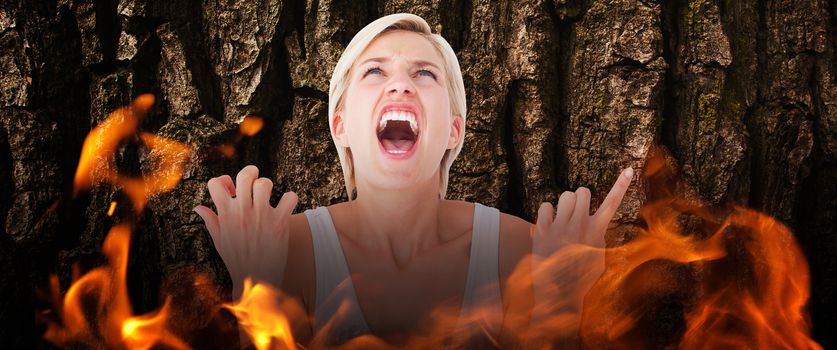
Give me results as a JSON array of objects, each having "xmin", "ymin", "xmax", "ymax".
[{"xmin": 359, "ymin": 57, "xmax": 441, "ymax": 71}]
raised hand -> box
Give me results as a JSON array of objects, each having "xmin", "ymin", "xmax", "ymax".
[
  {"xmin": 193, "ymin": 165, "xmax": 298, "ymax": 296},
  {"xmin": 529, "ymin": 167, "xmax": 633, "ymax": 338},
  {"xmin": 533, "ymin": 167, "xmax": 633, "ymax": 256}
]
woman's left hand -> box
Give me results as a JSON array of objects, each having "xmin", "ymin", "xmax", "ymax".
[
  {"xmin": 533, "ymin": 167, "xmax": 633, "ymax": 256},
  {"xmin": 529, "ymin": 167, "xmax": 633, "ymax": 336}
]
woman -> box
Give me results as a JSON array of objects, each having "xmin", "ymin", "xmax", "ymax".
[{"xmin": 194, "ymin": 13, "xmax": 633, "ymax": 347}]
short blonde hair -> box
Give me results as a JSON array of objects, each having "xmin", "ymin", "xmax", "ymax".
[{"xmin": 327, "ymin": 13, "xmax": 467, "ymax": 200}]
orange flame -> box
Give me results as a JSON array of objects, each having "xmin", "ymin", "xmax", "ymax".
[
  {"xmin": 574, "ymin": 149, "xmax": 822, "ymax": 349},
  {"xmin": 223, "ymin": 278, "xmax": 299, "ymax": 350},
  {"xmin": 43, "ymin": 224, "xmax": 190, "ymax": 349},
  {"xmin": 45, "ymin": 94, "xmax": 193, "ymax": 349},
  {"xmin": 73, "ymin": 94, "xmax": 191, "ymax": 212}
]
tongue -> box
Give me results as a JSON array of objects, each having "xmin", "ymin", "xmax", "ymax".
[
  {"xmin": 379, "ymin": 121, "xmax": 416, "ymax": 152},
  {"xmin": 381, "ymin": 138, "xmax": 414, "ymax": 151}
]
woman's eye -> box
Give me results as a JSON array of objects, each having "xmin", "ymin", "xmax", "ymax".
[
  {"xmin": 417, "ymin": 69, "xmax": 436, "ymax": 79},
  {"xmin": 364, "ymin": 67, "xmax": 383, "ymax": 77}
]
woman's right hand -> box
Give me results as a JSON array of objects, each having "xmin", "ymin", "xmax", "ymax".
[{"xmin": 193, "ymin": 165, "xmax": 298, "ymax": 294}]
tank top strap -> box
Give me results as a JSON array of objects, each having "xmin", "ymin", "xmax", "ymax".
[
  {"xmin": 304, "ymin": 207, "xmax": 370, "ymax": 344},
  {"xmin": 457, "ymin": 202, "xmax": 503, "ymax": 335}
]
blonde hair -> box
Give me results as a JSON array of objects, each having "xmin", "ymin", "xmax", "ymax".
[{"xmin": 328, "ymin": 13, "xmax": 467, "ymax": 200}]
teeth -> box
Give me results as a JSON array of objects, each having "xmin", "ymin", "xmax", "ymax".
[
  {"xmin": 378, "ymin": 110, "xmax": 418, "ymax": 134},
  {"xmin": 387, "ymin": 150, "xmax": 407, "ymax": 154}
]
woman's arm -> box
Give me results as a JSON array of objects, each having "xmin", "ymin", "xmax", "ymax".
[
  {"xmin": 281, "ymin": 213, "xmax": 316, "ymax": 345},
  {"xmin": 498, "ymin": 213, "xmax": 535, "ymax": 346}
]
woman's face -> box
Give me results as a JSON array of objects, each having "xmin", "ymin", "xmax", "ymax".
[{"xmin": 334, "ymin": 30, "xmax": 463, "ymax": 193}]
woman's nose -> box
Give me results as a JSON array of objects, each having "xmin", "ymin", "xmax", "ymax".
[
  {"xmin": 388, "ymin": 85, "xmax": 412, "ymax": 95},
  {"xmin": 386, "ymin": 71, "xmax": 414, "ymax": 95}
]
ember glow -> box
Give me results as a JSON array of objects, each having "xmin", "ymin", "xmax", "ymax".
[
  {"xmin": 239, "ymin": 115, "xmax": 265, "ymax": 137},
  {"xmin": 107, "ymin": 200, "xmax": 117, "ymax": 216},
  {"xmin": 216, "ymin": 115, "xmax": 265, "ymax": 158}
]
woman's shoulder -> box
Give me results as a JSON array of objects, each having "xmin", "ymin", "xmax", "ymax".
[
  {"xmin": 284, "ymin": 211, "xmax": 316, "ymax": 313},
  {"xmin": 439, "ymin": 199, "xmax": 532, "ymax": 235},
  {"xmin": 495, "ymin": 210, "xmax": 533, "ymax": 281},
  {"xmin": 287, "ymin": 201, "xmax": 349, "ymax": 236},
  {"xmin": 444, "ymin": 200, "xmax": 532, "ymax": 310}
]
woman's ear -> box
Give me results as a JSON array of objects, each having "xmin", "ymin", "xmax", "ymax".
[
  {"xmin": 447, "ymin": 114, "xmax": 464, "ymax": 149},
  {"xmin": 332, "ymin": 111, "xmax": 349, "ymax": 147}
]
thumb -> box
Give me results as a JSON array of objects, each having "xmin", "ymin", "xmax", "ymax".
[{"xmin": 194, "ymin": 205, "xmax": 221, "ymax": 238}]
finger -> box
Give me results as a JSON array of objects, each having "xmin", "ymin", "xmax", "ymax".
[
  {"xmin": 564, "ymin": 187, "xmax": 590, "ymax": 242},
  {"xmin": 235, "ymin": 165, "xmax": 260, "ymax": 207},
  {"xmin": 253, "ymin": 177, "xmax": 274, "ymax": 210},
  {"xmin": 554, "ymin": 191, "xmax": 576, "ymax": 227},
  {"xmin": 217, "ymin": 175, "xmax": 236, "ymax": 197},
  {"xmin": 207, "ymin": 177, "xmax": 233, "ymax": 211},
  {"xmin": 194, "ymin": 205, "xmax": 220, "ymax": 238},
  {"xmin": 594, "ymin": 167, "xmax": 634, "ymax": 226},
  {"xmin": 571, "ymin": 187, "xmax": 591, "ymax": 221},
  {"xmin": 536, "ymin": 202, "xmax": 555, "ymax": 237},
  {"xmin": 274, "ymin": 191, "xmax": 299, "ymax": 219}
]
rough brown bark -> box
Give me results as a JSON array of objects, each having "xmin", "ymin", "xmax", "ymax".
[{"xmin": 0, "ymin": 0, "xmax": 834, "ymax": 348}]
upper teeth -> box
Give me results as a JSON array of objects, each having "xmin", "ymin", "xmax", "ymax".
[{"xmin": 379, "ymin": 111, "xmax": 418, "ymax": 134}]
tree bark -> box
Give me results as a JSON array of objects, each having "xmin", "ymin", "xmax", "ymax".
[{"xmin": 0, "ymin": 0, "xmax": 834, "ymax": 348}]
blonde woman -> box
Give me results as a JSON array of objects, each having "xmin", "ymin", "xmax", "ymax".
[{"xmin": 194, "ymin": 13, "xmax": 633, "ymax": 347}]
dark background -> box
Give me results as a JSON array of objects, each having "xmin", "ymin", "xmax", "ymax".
[{"xmin": 0, "ymin": 0, "xmax": 834, "ymax": 348}]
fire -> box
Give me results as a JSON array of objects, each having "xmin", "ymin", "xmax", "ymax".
[
  {"xmin": 43, "ymin": 225, "xmax": 190, "ymax": 349},
  {"xmin": 223, "ymin": 278, "xmax": 300, "ymax": 350},
  {"xmin": 574, "ymin": 149, "xmax": 822, "ymax": 349},
  {"xmin": 44, "ymin": 94, "xmax": 192, "ymax": 349},
  {"xmin": 73, "ymin": 94, "xmax": 191, "ymax": 212},
  {"xmin": 677, "ymin": 209, "xmax": 821, "ymax": 350},
  {"xmin": 51, "ymin": 91, "xmax": 821, "ymax": 349}
]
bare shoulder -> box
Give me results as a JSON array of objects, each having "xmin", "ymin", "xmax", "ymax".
[
  {"xmin": 283, "ymin": 212, "xmax": 315, "ymax": 313},
  {"xmin": 441, "ymin": 199, "xmax": 532, "ymax": 276},
  {"xmin": 499, "ymin": 212, "xmax": 533, "ymax": 238},
  {"xmin": 285, "ymin": 211, "xmax": 314, "ymax": 276},
  {"xmin": 498, "ymin": 212, "xmax": 533, "ymax": 280},
  {"xmin": 439, "ymin": 200, "xmax": 532, "ymax": 263},
  {"xmin": 497, "ymin": 212, "xmax": 534, "ymax": 345},
  {"xmin": 288, "ymin": 211, "xmax": 312, "ymax": 239}
]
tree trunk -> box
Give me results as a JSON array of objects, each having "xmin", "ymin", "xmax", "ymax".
[{"xmin": 0, "ymin": 0, "xmax": 834, "ymax": 348}]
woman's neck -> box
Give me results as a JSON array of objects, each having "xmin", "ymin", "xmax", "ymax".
[{"xmin": 349, "ymin": 177, "xmax": 445, "ymax": 269}]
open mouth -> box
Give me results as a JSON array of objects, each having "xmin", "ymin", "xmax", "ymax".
[{"xmin": 377, "ymin": 110, "xmax": 419, "ymax": 156}]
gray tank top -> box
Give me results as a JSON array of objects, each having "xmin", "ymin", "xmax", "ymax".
[{"xmin": 303, "ymin": 203, "xmax": 503, "ymax": 345}]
